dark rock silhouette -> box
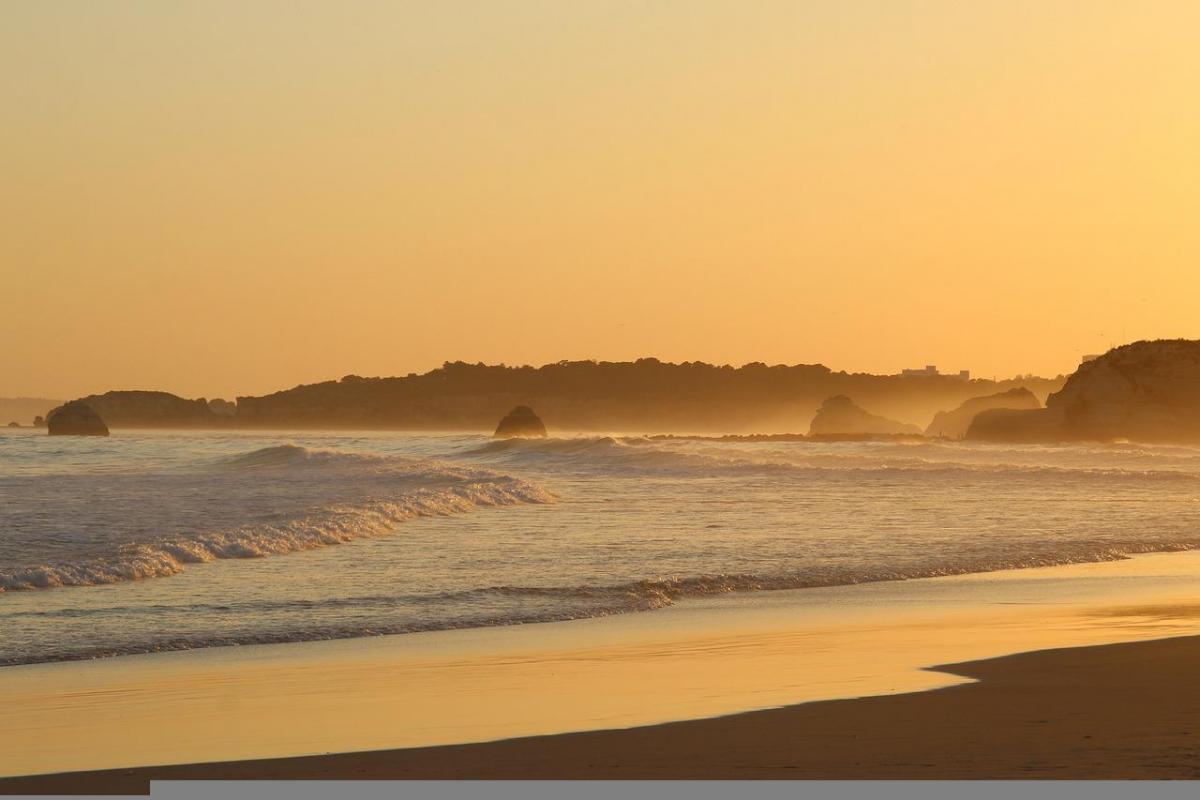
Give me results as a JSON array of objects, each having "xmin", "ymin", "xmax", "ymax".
[
  {"xmin": 233, "ymin": 360, "xmax": 1061, "ymax": 433},
  {"xmin": 48, "ymin": 391, "xmax": 225, "ymax": 429},
  {"xmin": 33, "ymin": 415, "xmax": 45, "ymax": 428},
  {"xmin": 967, "ymin": 340, "xmax": 1200, "ymax": 443},
  {"xmin": 47, "ymin": 402, "xmax": 109, "ymax": 437},
  {"xmin": 493, "ymin": 406, "xmax": 547, "ymax": 438},
  {"xmin": 924, "ymin": 387, "xmax": 1040, "ymax": 439},
  {"xmin": 809, "ymin": 395, "xmax": 921, "ymax": 436},
  {"xmin": 208, "ymin": 398, "xmax": 237, "ymax": 416},
  {"xmin": 966, "ymin": 407, "xmax": 1061, "ymax": 443},
  {"xmin": 6, "ymin": 421, "xmax": 18, "ymax": 428}
]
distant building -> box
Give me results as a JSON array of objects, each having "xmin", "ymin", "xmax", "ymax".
[{"xmin": 900, "ymin": 365, "xmax": 970, "ymax": 380}]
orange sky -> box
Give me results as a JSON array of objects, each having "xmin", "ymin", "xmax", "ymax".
[{"xmin": 3, "ymin": 1, "xmax": 1198, "ymax": 400}]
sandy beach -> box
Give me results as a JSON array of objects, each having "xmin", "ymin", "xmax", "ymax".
[
  {"xmin": 6, "ymin": 551, "xmax": 1200, "ymax": 792},
  {"xmin": 7, "ymin": 633, "xmax": 1200, "ymax": 793}
]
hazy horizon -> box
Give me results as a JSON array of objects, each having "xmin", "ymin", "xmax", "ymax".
[
  {"xmin": 5, "ymin": 1, "xmax": 1198, "ymax": 399},
  {"xmin": 5, "ymin": 351, "xmax": 1072, "ymax": 405}
]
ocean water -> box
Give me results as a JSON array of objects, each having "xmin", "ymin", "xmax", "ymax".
[{"xmin": 3, "ymin": 429, "xmax": 1200, "ymax": 666}]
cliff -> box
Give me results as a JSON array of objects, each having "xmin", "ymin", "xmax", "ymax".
[
  {"xmin": 233, "ymin": 360, "xmax": 1062, "ymax": 433},
  {"xmin": 47, "ymin": 391, "xmax": 228, "ymax": 429},
  {"xmin": 47, "ymin": 361, "xmax": 1064, "ymax": 433},
  {"xmin": 808, "ymin": 395, "xmax": 921, "ymax": 436},
  {"xmin": 924, "ymin": 387, "xmax": 1041, "ymax": 439},
  {"xmin": 967, "ymin": 340, "xmax": 1200, "ymax": 443}
]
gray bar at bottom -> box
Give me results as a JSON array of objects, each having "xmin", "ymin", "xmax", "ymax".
[{"xmin": 146, "ymin": 779, "xmax": 1191, "ymax": 800}]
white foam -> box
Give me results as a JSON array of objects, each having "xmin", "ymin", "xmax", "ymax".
[{"xmin": 0, "ymin": 446, "xmax": 553, "ymax": 592}]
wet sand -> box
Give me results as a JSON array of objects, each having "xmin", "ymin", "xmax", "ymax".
[
  {"xmin": 8, "ymin": 553, "xmax": 1200, "ymax": 793},
  {"xmin": 6, "ymin": 632, "xmax": 1200, "ymax": 792}
]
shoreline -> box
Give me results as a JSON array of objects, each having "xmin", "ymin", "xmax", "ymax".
[
  {"xmin": 5, "ymin": 552, "xmax": 1200, "ymax": 789},
  {"xmin": 6, "ymin": 632, "xmax": 1200, "ymax": 791}
]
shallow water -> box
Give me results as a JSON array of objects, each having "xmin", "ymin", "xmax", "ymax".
[{"xmin": 3, "ymin": 429, "xmax": 1200, "ymax": 666}]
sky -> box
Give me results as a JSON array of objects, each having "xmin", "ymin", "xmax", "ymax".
[{"xmin": 3, "ymin": 1, "xmax": 1198, "ymax": 400}]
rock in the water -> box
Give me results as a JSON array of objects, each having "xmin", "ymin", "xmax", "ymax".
[
  {"xmin": 966, "ymin": 407, "xmax": 1062, "ymax": 443},
  {"xmin": 46, "ymin": 401, "xmax": 110, "ymax": 437},
  {"xmin": 967, "ymin": 339, "xmax": 1200, "ymax": 443},
  {"xmin": 33, "ymin": 415, "xmax": 45, "ymax": 428},
  {"xmin": 808, "ymin": 395, "xmax": 921, "ymax": 436},
  {"xmin": 6, "ymin": 421, "xmax": 18, "ymax": 428},
  {"xmin": 493, "ymin": 405, "xmax": 547, "ymax": 438},
  {"xmin": 925, "ymin": 387, "xmax": 1040, "ymax": 439}
]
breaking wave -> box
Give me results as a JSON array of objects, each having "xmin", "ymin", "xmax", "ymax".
[
  {"xmin": 8, "ymin": 432, "xmax": 1200, "ymax": 667},
  {"xmin": 0, "ymin": 445, "xmax": 553, "ymax": 592}
]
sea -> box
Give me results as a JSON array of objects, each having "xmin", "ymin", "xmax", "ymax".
[{"xmin": 3, "ymin": 428, "xmax": 1200, "ymax": 667}]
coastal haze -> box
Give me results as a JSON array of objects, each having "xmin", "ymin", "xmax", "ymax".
[{"xmin": 6, "ymin": 358, "xmax": 1065, "ymax": 434}]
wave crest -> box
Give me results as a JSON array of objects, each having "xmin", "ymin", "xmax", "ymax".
[{"xmin": 0, "ymin": 446, "xmax": 553, "ymax": 592}]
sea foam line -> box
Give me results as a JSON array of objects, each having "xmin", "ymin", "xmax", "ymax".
[
  {"xmin": 9, "ymin": 539, "xmax": 1200, "ymax": 667},
  {"xmin": 0, "ymin": 475, "xmax": 553, "ymax": 592}
]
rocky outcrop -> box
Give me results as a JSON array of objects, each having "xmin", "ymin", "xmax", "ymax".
[
  {"xmin": 47, "ymin": 402, "xmax": 109, "ymax": 436},
  {"xmin": 925, "ymin": 387, "xmax": 1041, "ymax": 439},
  {"xmin": 967, "ymin": 340, "xmax": 1200, "ymax": 443},
  {"xmin": 208, "ymin": 398, "xmax": 237, "ymax": 416},
  {"xmin": 33, "ymin": 415, "xmax": 45, "ymax": 428},
  {"xmin": 809, "ymin": 395, "xmax": 921, "ymax": 436},
  {"xmin": 231, "ymin": 360, "xmax": 1063, "ymax": 433},
  {"xmin": 493, "ymin": 406, "xmax": 547, "ymax": 438},
  {"xmin": 966, "ymin": 408, "xmax": 1062, "ymax": 443},
  {"xmin": 6, "ymin": 421, "xmax": 18, "ymax": 428},
  {"xmin": 50, "ymin": 391, "xmax": 225, "ymax": 428}
]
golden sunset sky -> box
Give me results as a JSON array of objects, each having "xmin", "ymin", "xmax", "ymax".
[{"xmin": 3, "ymin": 1, "xmax": 1198, "ymax": 399}]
